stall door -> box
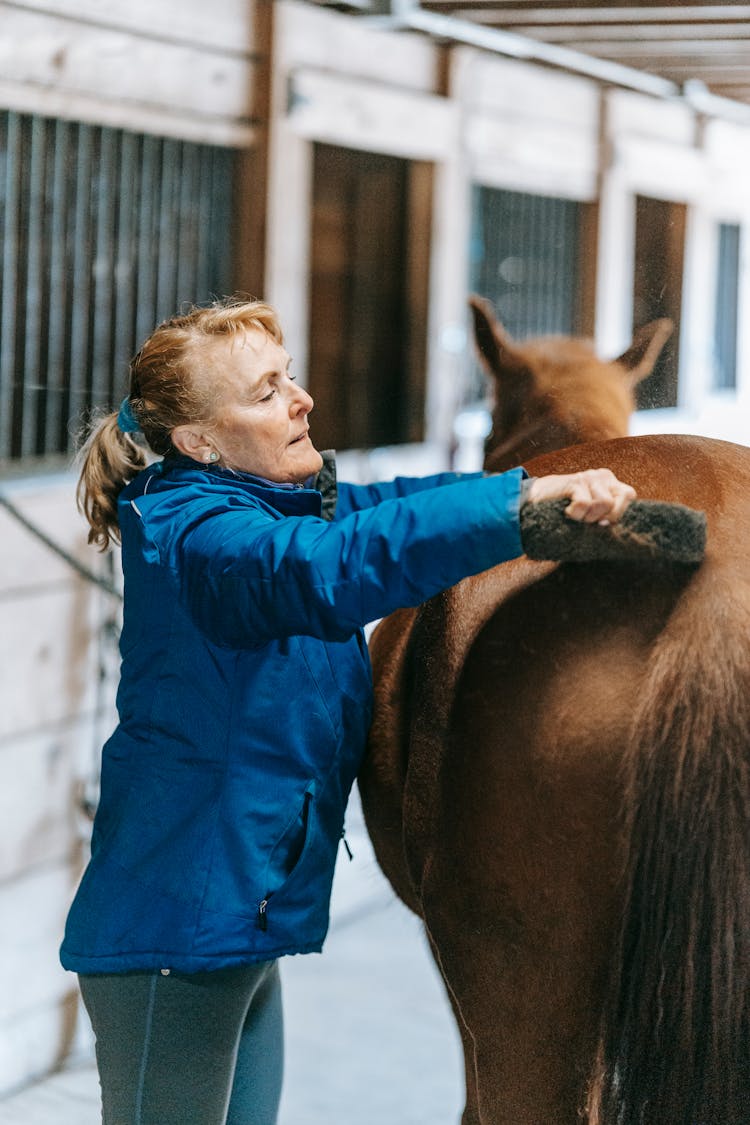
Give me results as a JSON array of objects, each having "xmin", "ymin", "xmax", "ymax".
[
  {"xmin": 633, "ymin": 195, "xmax": 686, "ymax": 410},
  {"xmin": 308, "ymin": 144, "xmax": 430, "ymax": 452}
]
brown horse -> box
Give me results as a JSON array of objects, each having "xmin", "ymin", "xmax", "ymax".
[{"xmin": 359, "ymin": 298, "xmax": 750, "ymax": 1124}]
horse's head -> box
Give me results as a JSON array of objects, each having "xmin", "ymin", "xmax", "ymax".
[{"xmin": 469, "ymin": 296, "xmax": 673, "ymax": 473}]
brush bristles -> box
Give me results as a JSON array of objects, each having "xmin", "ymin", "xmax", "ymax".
[{"xmin": 520, "ymin": 498, "xmax": 707, "ymax": 565}]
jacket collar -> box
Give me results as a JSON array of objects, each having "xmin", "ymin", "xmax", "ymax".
[{"xmin": 133, "ymin": 451, "xmax": 338, "ymax": 521}]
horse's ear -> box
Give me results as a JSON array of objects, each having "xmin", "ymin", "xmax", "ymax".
[
  {"xmin": 613, "ymin": 319, "xmax": 673, "ymax": 386},
  {"xmin": 469, "ymin": 295, "xmax": 531, "ymax": 387}
]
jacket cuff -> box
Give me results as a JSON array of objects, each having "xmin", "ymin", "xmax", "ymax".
[{"xmin": 519, "ymin": 476, "xmax": 536, "ymax": 507}]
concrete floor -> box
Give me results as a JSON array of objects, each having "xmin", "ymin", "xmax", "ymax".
[{"xmin": 0, "ymin": 790, "xmax": 464, "ymax": 1124}]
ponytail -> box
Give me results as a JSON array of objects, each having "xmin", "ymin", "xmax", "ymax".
[{"xmin": 76, "ymin": 413, "xmax": 147, "ymax": 550}]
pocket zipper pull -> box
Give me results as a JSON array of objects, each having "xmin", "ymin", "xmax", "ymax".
[
  {"xmin": 258, "ymin": 898, "xmax": 269, "ymax": 932},
  {"xmin": 341, "ymin": 828, "xmax": 353, "ymax": 861}
]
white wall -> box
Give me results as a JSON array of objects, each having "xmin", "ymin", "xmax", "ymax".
[{"xmin": 0, "ymin": 476, "xmax": 120, "ymax": 1094}]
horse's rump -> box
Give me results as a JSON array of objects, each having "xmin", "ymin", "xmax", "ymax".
[{"xmin": 362, "ymin": 432, "xmax": 750, "ymax": 1123}]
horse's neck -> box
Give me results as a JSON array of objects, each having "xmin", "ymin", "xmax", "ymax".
[
  {"xmin": 486, "ymin": 412, "xmax": 630, "ymax": 474},
  {"xmin": 486, "ymin": 415, "xmax": 580, "ymax": 473}
]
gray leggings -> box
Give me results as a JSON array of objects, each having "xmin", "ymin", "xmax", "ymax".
[{"xmin": 79, "ymin": 960, "xmax": 283, "ymax": 1125}]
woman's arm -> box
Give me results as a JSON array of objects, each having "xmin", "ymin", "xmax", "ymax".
[
  {"xmin": 143, "ymin": 469, "xmax": 527, "ymax": 648},
  {"xmin": 135, "ymin": 466, "xmax": 634, "ymax": 650},
  {"xmin": 334, "ymin": 471, "xmax": 487, "ymax": 520}
]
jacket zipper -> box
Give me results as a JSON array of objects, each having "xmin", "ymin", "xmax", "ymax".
[
  {"xmin": 257, "ymin": 829, "xmax": 352, "ymax": 932},
  {"xmin": 258, "ymin": 785, "xmax": 320, "ymax": 933}
]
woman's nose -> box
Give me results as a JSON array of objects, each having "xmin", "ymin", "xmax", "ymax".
[{"xmin": 292, "ymin": 385, "xmax": 314, "ymax": 413}]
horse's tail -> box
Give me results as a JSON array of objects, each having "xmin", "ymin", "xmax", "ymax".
[{"xmin": 592, "ymin": 582, "xmax": 750, "ymax": 1125}]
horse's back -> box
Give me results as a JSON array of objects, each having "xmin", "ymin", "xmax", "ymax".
[{"xmin": 523, "ymin": 432, "xmax": 748, "ymax": 517}]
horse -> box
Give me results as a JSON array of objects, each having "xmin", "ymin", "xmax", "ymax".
[{"xmin": 359, "ymin": 296, "xmax": 750, "ymax": 1125}]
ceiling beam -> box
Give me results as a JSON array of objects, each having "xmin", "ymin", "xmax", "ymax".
[
  {"xmin": 495, "ymin": 24, "xmax": 750, "ymax": 41},
  {"xmin": 572, "ymin": 42, "xmax": 750, "ymax": 59},
  {"xmin": 362, "ymin": 0, "xmax": 750, "ymax": 108},
  {"xmin": 420, "ymin": 3, "xmax": 750, "ymax": 19},
  {"xmin": 367, "ymin": 3, "xmax": 678, "ymax": 93}
]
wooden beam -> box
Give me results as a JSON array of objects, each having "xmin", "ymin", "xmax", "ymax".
[
  {"xmin": 509, "ymin": 24, "xmax": 750, "ymax": 43},
  {"xmin": 286, "ymin": 69, "xmax": 458, "ymax": 160},
  {"xmin": 0, "ymin": 6, "xmax": 258, "ymax": 143},
  {"xmin": 422, "ymin": 4, "xmax": 750, "ymax": 22},
  {"xmin": 233, "ymin": 0, "xmax": 274, "ymax": 298},
  {"xmin": 278, "ymin": 0, "xmax": 439, "ymax": 93},
  {"xmin": 2, "ymin": 0, "xmax": 259, "ymax": 56},
  {"xmin": 575, "ymin": 43, "xmax": 750, "ymax": 60},
  {"xmin": 711, "ymin": 84, "xmax": 750, "ymax": 97}
]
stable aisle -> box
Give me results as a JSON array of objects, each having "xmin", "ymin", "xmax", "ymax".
[{"xmin": 0, "ymin": 791, "xmax": 463, "ymax": 1125}]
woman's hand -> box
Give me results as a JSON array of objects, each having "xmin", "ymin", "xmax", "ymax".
[{"xmin": 526, "ymin": 469, "xmax": 636, "ymax": 526}]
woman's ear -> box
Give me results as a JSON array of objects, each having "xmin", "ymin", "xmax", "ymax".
[{"xmin": 171, "ymin": 424, "xmax": 216, "ymax": 463}]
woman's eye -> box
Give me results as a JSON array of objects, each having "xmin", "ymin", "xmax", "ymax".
[{"xmin": 260, "ymin": 388, "xmax": 276, "ymax": 402}]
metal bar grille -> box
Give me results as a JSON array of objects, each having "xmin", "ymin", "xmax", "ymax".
[
  {"xmin": 45, "ymin": 118, "xmax": 71, "ymax": 452},
  {"xmin": 0, "ymin": 109, "xmax": 236, "ymax": 464},
  {"xmin": 470, "ymin": 184, "xmax": 580, "ymax": 341},
  {"xmin": 714, "ymin": 222, "xmax": 740, "ymax": 391},
  {"xmin": 0, "ymin": 112, "xmax": 22, "ymax": 457}
]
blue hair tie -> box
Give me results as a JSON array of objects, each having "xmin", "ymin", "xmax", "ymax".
[{"xmin": 117, "ymin": 397, "xmax": 140, "ymax": 434}]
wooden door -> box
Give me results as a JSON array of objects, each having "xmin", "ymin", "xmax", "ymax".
[
  {"xmin": 307, "ymin": 143, "xmax": 430, "ymax": 452},
  {"xmin": 633, "ymin": 195, "xmax": 686, "ymax": 410}
]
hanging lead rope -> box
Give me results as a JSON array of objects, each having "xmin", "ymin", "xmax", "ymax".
[{"xmin": 0, "ymin": 490, "xmax": 123, "ymax": 601}]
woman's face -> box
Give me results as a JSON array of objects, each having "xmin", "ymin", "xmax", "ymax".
[{"xmin": 202, "ymin": 330, "xmax": 324, "ymax": 483}]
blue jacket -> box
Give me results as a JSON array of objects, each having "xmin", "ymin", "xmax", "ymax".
[{"xmin": 60, "ymin": 456, "xmax": 525, "ymax": 974}]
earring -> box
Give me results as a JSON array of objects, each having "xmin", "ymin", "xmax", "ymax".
[{"xmin": 207, "ymin": 451, "xmax": 219, "ymax": 463}]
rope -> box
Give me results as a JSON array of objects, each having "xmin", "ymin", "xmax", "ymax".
[{"xmin": 0, "ymin": 490, "xmax": 123, "ymax": 600}]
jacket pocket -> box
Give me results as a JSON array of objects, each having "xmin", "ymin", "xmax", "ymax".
[{"xmin": 257, "ymin": 782, "xmax": 315, "ymax": 931}]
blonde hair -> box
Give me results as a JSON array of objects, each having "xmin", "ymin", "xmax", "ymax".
[{"xmin": 77, "ymin": 298, "xmax": 283, "ymax": 550}]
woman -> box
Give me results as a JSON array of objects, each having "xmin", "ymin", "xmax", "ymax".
[{"xmin": 61, "ymin": 298, "xmax": 634, "ymax": 1124}]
